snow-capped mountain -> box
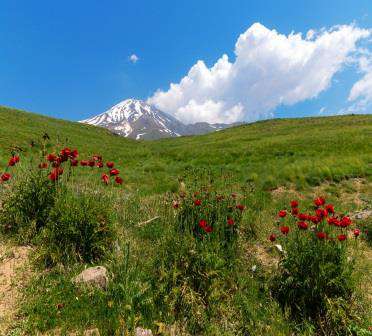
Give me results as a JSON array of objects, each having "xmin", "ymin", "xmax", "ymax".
[{"xmin": 80, "ymin": 99, "xmax": 237, "ymax": 140}]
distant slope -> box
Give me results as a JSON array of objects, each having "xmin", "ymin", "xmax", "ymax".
[{"xmin": 1, "ymin": 105, "xmax": 371, "ymax": 194}]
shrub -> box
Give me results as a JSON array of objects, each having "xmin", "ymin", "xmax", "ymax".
[
  {"xmin": 269, "ymin": 197, "xmax": 361, "ymax": 334},
  {"xmin": 37, "ymin": 191, "xmax": 116, "ymax": 266},
  {"xmin": 0, "ymin": 163, "xmax": 58, "ymax": 240},
  {"xmin": 152, "ymin": 187, "xmax": 246, "ymax": 333}
]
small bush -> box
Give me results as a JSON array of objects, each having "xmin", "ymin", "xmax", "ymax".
[
  {"xmin": 269, "ymin": 197, "xmax": 361, "ymax": 334},
  {"xmin": 38, "ymin": 191, "xmax": 116, "ymax": 266},
  {"xmin": 0, "ymin": 168, "xmax": 58, "ymax": 240}
]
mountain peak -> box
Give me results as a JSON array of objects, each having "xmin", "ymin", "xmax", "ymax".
[{"xmin": 80, "ymin": 98, "xmax": 237, "ymax": 140}]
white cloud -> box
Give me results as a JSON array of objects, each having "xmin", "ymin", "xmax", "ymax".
[
  {"xmin": 349, "ymin": 55, "xmax": 372, "ymax": 104},
  {"xmin": 129, "ymin": 54, "xmax": 139, "ymax": 63},
  {"xmin": 148, "ymin": 23, "xmax": 370, "ymax": 124}
]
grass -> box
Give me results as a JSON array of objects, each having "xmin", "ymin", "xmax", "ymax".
[{"xmin": 0, "ymin": 105, "xmax": 371, "ymax": 335}]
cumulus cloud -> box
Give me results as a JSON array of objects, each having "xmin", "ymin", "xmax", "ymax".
[
  {"xmin": 148, "ymin": 23, "xmax": 370, "ymax": 124},
  {"xmin": 129, "ymin": 54, "xmax": 139, "ymax": 63},
  {"xmin": 349, "ymin": 54, "xmax": 372, "ymax": 104}
]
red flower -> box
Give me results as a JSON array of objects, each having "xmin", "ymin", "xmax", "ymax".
[
  {"xmin": 340, "ymin": 216, "xmax": 351, "ymax": 228},
  {"xmin": 92, "ymin": 154, "xmax": 102, "ymax": 161},
  {"xmin": 8, "ymin": 156, "xmax": 19, "ymax": 166},
  {"xmin": 115, "ymin": 176, "xmax": 123, "ymax": 184},
  {"xmin": 106, "ymin": 162, "xmax": 114, "ymax": 168},
  {"xmin": 236, "ymin": 204, "xmax": 245, "ymax": 211},
  {"xmin": 353, "ymin": 229, "xmax": 360, "ymax": 237},
  {"xmin": 80, "ymin": 160, "xmax": 89, "ymax": 166},
  {"xmin": 47, "ymin": 153, "xmax": 57, "ymax": 162},
  {"xmin": 194, "ymin": 199, "xmax": 202, "ymax": 206},
  {"xmin": 297, "ymin": 221, "xmax": 308, "ymax": 230},
  {"xmin": 1, "ymin": 173, "xmax": 11, "ymax": 182},
  {"xmin": 70, "ymin": 159, "xmax": 78, "ymax": 167},
  {"xmin": 269, "ymin": 233, "xmax": 276, "ymax": 242},
  {"xmin": 291, "ymin": 208, "xmax": 299, "ymax": 216},
  {"xmin": 96, "ymin": 162, "xmax": 104, "ymax": 168},
  {"xmin": 71, "ymin": 149, "xmax": 79, "ymax": 158},
  {"xmin": 172, "ymin": 201, "xmax": 179, "ymax": 209},
  {"xmin": 278, "ymin": 210, "xmax": 287, "ymax": 218},
  {"xmin": 327, "ymin": 217, "xmax": 340, "ymax": 226},
  {"xmin": 337, "ymin": 234, "xmax": 347, "ymax": 242},
  {"xmin": 101, "ymin": 173, "xmax": 109, "ymax": 185},
  {"xmin": 199, "ymin": 219, "xmax": 207, "ymax": 228},
  {"xmin": 52, "ymin": 157, "xmax": 62, "ymax": 167},
  {"xmin": 314, "ymin": 197, "xmax": 326, "ymax": 207},
  {"xmin": 325, "ymin": 204, "xmax": 334, "ymax": 214},
  {"xmin": 310, "ymin": 215, "xmax": 321, "ymax": 224},
  {"xmin": 298, "ymin": 213, "xmax": 309, "ymax": 221},
  {"xmin": 88, "ymin": 160, "xmax": 95, "ymax": 167},
  {"xmin": 110, "ymin": 168, "xmax": 119, "ymax": 176},
  {"xmin": 290, "ymin": 200, "xmax": 299, "ymax": 208},
  {"xmin": 315, "ymin": 208, "xmax": 328, "ymax": 218},
  {"xmin": 48, "ymin": 168, "xmax": 62, "ymax": 181},
  {"xmin": 227, "ymin": 218, "xmax": 235, "ymax": 226},
  {"xmin": 60, "ymin": 147, "xmax": 71, "ymax": 157},
  {"xmin": 316, "ymin": 232, "xmax": 326, "ymax": 240},
  {"xmin": 280, "ymin": 226, "xmax": 289, "ymax": 235},
  {"xmin": 38, "ymin": 162, "xmax": 48, "ymax": 169},
  {"xmin": 204, "ymin": 225, "xmax": 213, "ymax": 233}
]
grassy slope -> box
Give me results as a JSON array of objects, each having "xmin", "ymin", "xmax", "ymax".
[
  {"xmin": 1, "ymin": 105, "xmax": 371, "ymax": 194},
  {"xmin": 1, "ymin": 106, "xmax": 372, "ymax": 335}
]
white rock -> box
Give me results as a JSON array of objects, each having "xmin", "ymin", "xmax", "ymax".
[
  {"xmin": 135, "ymin": 327, "xmax": 153, "ymax": 336},
  {"xmin": 72, "ymin": 266, "xmax": 108, "ymax": 290}
]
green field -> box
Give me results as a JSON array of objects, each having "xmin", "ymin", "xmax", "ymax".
[{"xmin": 0, "ymin": 105, "xmax": 371, "ymax": 335}]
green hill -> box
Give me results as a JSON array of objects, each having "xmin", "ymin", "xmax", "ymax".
[
  {"xmin": 1, "ymin": 105, "xmax": 371, "ymax": 193},
  {"xmin": 0, "ymin": 105, "xmax": 371, "ymax": 335}
]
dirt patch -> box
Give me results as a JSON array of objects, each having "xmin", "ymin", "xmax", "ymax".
[{"xmin": 0, "ymin": 242, "xmax": 32, "ymax": 333}]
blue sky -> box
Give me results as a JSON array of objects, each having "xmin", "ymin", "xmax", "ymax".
[{"xmin": 0, "ymin": 0, "xmax": 371, "ymax": 123}]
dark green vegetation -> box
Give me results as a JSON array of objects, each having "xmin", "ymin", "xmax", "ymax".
[{"xmin": 0, "ymin": 105, "xmax": 371, "ymax": 335}]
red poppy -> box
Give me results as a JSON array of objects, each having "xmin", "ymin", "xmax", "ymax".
[
  {"xmin": 115, "ymin": 176, "xmax": 123, "ymax": 184},
  {"xmin": 47, "ymin": 153, "xmax": 57, "ymax": 162},
  {"xmin": 0, "ymin": 173, "xmax": 11, "ymax": 182},
  {"xmin": 280, "ymin": 226, "xmax": 289, "ymax": 235},
  {"xmin": 316, "ymin": 232, "xmax": 326, "ymax": 239},
  {"xmin": 314, "ymin": 197, "xmax": 326, "ymax": 207},
  {"xmin": 310, "ymin": 215, "xmax": 321, "ymax": 224},
  {"xmin": 92, "ymin": 155, "xmax": 102, "ymax": 161},
  {"xmin": 340, "ymin": 216, "xmax": 351, "ymax": 228},
  {"xmin": 38, "ymin": 162, "xmax": 48, "ymax": 169},
  {"xmin": 278, "ymin": 210, "xmax": 287, "ymax": 218},
  {"xmin": 14, "ymin": 155, "xmax": 20, "ymax": 163},
  {"xmin": 48, "ymin": 168, "xmax": 62, "ymax": 181},
  {"xmin": 236, "ymin": 204, "xmax": 245, "ymax": 211},
  {"xmin": 106, "ymin": 162, "xmax": 114, "ymax": 168},
  {"xmin": 96, "ymin": 162, "xmax": 104, "ymax": 168},
  {"xmin": 316, "ymin": 208, "xmax": 328, "ymax": 218},
  {"xmin": 290, "ymin": 200, "xmax": 299, "ymax": 208},
  {"xmin": 71, "ymin": 149, "xmax": 79, "ymax": 158},
  {"xmin": 298, "ymin": 213, "xmax": 309, "ymax": 221},
  {"xmin": 269, "ymin": 233, "xmax": 276, "ymax": 242},
  {"xmin": 101, "ymin": 173, "xmax": 109, "ymax": 185},
  {"xmin": 291, "ymin": 208, "xmax": 299, "ymax": 216},
  {"xmin": 88, "ymin": 160, "xmax": 95, "ymax": 167},
  {"xmin": 227, "ymin": 218, "xmax": 235, "ymax": 226},
  {"xmin": 353, "ymin": 229, "xmax": 360, "ymax": 237},
  {"xmin": 199, "ymin": 219, "xmax": 207, "ymax": 228},
  {"xmin": 172, "ymin": 201, "xmax": 179, "ymax": 209},
  {"xmin": 70, "ymin": 159, "xmax": 78, "ymax": 167},
  {"xmin": 297, "ymin": 221, "xmax": 308, "ymax": 230},
  {"xmin": 8, "ymin": 156, "xmax": 19, "ymax": 166},
  {"xmin": 194, "ymin": 199, "xmax": 202, "ymax": 206},
  {"xmin": 327, "ymin": 217, "xmax": 340, "ymax": 226},
  {"xmin": 52, "ymin": 157, "xmax": 62, "ymax": 167},
  {"xmin": 60, "ymin": 147, "xmax": 71, "ymax": 157},
  {"xmin": 204, "ymin": 225, "xmax": 213, "ymax": 233},
  {"xmin": 325, "ymin": 204, "xmax": 334, "ymax": 214},
  {"xmin": 337, "ymin": 234, "xmax": 347, "ymax": 241},
  {"xmin": 110, "ymin": 168, "xmax": 119, "ymax": 176},
  {"xmin": 80, "ymin": 160, "xmax": 89, "ymax": 166}
]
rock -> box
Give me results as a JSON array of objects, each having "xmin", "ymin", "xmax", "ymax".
[
  {"xmin": 72, "ymin": 266, "xmax": 108, "ymax": 289},
  {"xmin": 84, "ymin": 328, "xmax": 100, "ymax": 336},
  {"xmin": 135, "ymin": 327, "xmax": 153, "ymax": 336},
  {"xmin": 352, "ymin": 210, "xmax": 371, "ymax": 220}
]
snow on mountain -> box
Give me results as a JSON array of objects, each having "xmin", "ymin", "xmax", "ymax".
[{"xmin": 80, "ymin": 99, "xmax": 238, "ymax": 140}]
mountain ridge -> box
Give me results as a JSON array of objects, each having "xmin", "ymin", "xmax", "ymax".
[{"xmin": 80, "ymin": 99, "xmax": 238, "ymax": 140}]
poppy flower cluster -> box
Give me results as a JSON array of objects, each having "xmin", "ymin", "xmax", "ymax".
[
  {"xmin": 1, "ymin": 154, "xmax": 21, "ymax": 183},
  {"xmin": 172, "ymin": 190, "xmax": 245, "ymax": 241},
  {"xmin": 269, "ymin": 197, "xmax": 362, "ymax": 242},
  {"xmin": 42, "ymin": 148, "xmax": 124, "ymax": 186}
]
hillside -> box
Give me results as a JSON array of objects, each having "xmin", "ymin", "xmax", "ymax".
[
  {"xmin": 0, "ymin": 105, "xmax": 371, "ymax": 335},
  {"xmin": 1, "ymin": 105, "xmax": 371, "ymax": 194}
]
